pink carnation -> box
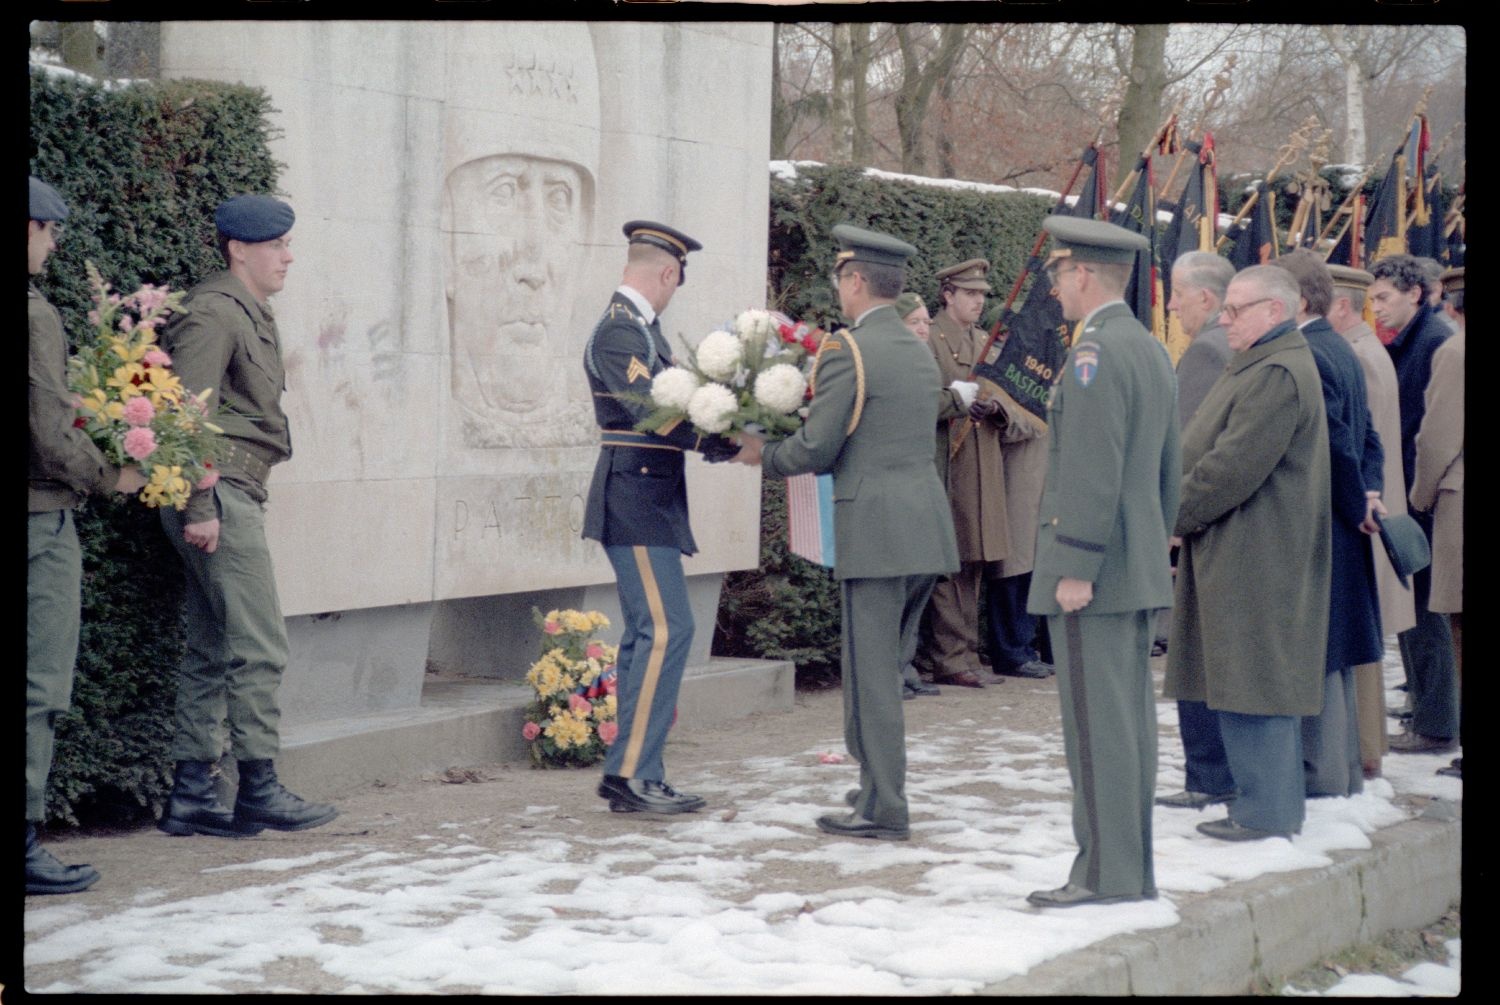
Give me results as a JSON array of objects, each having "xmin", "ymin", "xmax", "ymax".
[
  {"xmin": 604, "ymin": 676, "xmax": 617, "ymax": 696},
  {"xmin": 144, "ymin": 348, "xmax": 172, "ymax": 367},
  {"xmin": 543, "ymin": 620, "xmax": 563, "ymax": 635},
  {"xmin": 568, "ymin": 693, "xmax": 592, "ymax": 716},
  {"xmin": 196, "ymin": 470, "xmax": 220, "ymax": 490},
  {"xmin": 597, "ymin": 721, "xmax": 619, "ymax": 746},
  {"xmin": 123, "ymin": 396, "xmax": 156, "ymax": 427},
  {"xmin": 585, "ymin": 642, "xmax": 605, "ymax": 660},
  {"xmin": 522, "ymin": 721, "xmax": 541, "ymax": 741},
  {"xmin": 123, "ymin": 426, "xmax": 157, "ymax": 460}
]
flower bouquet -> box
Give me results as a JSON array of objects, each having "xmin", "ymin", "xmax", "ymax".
[
  {"xmin": 521, "ymin": 608, "xmax": 620, "ymax": 769},
  {"xmin": 67, "ymin": 262, "xmax": 227, "ymax": 509},
  {"xmin": 633, "ymin": 309, "xmax": 827, "ymax": 439}
]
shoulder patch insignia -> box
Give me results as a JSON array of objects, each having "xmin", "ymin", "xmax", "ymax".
[
  {"xmin": 821, "ymin": 340, "xmax": 843, "ymax": 353},
  {"xmin": 1072, "ymin": 340, "xmax": 1101, "ymax": 388},
  {"xmin": 626, "ymin": 356, "xmax": 652, "ymax": 384}
]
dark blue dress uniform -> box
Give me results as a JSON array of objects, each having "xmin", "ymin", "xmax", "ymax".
[{"xmin": 582, "ymin": 222, "xmax": 735, "ymax": 804}]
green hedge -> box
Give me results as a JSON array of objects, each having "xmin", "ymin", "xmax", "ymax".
[
  {"xmin": 29, "ymin": 68, "xmax": 281, "ymax": 827},
  {"xmin": 714, "ymin": 165, "xmax": 1057, "ymax": 686}
]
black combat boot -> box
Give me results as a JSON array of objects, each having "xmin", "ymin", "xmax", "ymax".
[
  {"xmin": 159, "ymin": 760, "xmax": 260, "ymax": 837},
  {"xmin": 233, "ymin": 760, "xmax": 338, "ymax": 832},
  {"xmin": 26, "ymin": 821, "xmax": 100, "ymax": 895}
]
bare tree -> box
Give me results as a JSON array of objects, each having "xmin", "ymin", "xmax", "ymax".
[{"xmin": 891, "ymin": 24, "xmax": 966, "ymax": 174}]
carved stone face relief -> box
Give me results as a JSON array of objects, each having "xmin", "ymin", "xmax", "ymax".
[{"xmin": 442, "ymin": 22, "xmax": 599, "ymax": 450}]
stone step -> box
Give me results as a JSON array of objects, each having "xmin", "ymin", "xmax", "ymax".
[{"xmin": 273, "ymin": 657, "xmax": 796, "ymax": 800}]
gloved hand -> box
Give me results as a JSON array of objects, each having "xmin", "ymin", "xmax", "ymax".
[{"xmin": 949, "ymin": 380, "xmax": 978, "ymax": 409}]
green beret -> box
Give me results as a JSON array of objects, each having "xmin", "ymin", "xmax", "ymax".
[
  {"xmin": 934, "ymin": 258, "xmax": 992, "ymax": 291},
  {"xmin": 1043, "ymin": 216, "xmax": 1148, "ymax": 267},
  {"xmin": 30, "ymin": 176, "xmax": 69, "ymax": 222},
  {"xmin": 893, "ymin": 292, "xmax": 925, "ymax": 318},
  {"xmin": 623, "ymin": 219, "xmax": 702, "ymax": 285},
  {"xmin": 215, "ymin": 195, "xmax": 295, "ymax": 242},
  {"xmin": 832, "ymin": 223, "xmax": 917, "ymax": 269}
]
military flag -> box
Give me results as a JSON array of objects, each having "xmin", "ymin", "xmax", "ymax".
[
  {"xmin": 1108, "ymin": 155, "xmax": 1166, "ymax": 342},
  {"xmin": 1362, "ymin": 155, "xmax": 1406, "ymax": 267},
  {"xmin": 1404, "ymin": 115, "xmax": 1432, "ymax": 235},
  {"xmin": 1226, "ymin": 181, "xmax": 1278, "ymax": 269},
  {"xmin": 1325, "ymin": 191, "xmax": 1363, "ymax": 267},
  {"xmin": 1161, "ymin": 133, "xmax": 1218, "ymax": 304},
  {"xmin": 1407, "ymin": 166, "xmax": 1446, "ymax": 262},
  {"xmin": 969, "ymin": 145, "xmax": 1105, "ymax": 426}
]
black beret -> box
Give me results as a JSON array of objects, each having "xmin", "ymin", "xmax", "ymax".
[
  {"xmin": 30, "ymin": 177, "xmax": 69, "ymax": 222},
  {"xmin": 215, "ymin": 194, "xmax": 295, "ymax": 242}
]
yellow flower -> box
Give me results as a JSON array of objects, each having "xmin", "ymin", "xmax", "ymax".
[
  {"xmin": 561, "ymin": 610, "xmax": 593, "ymax": 633},
  {"xmin": 141, "ymin": 368, "xmax": 184, "ymax": 408},
  {"xmin": 588, "ymin": 611, "xmax": 610, "ymax": 630},
  {"xmin": 107, "ymin": 363, "xmax": 147, "ymax": 400},
  {"xmin": 79, "ymin": 388, "xmax": 125, "ymax": 421},
  {"xmin": 140, "ymin": 465, "xmax": 190, "ymax": 509}
]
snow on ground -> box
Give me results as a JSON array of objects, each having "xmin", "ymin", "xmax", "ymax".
[{"xmin": 24, "ymin": 645, "xmax": 1457, "ymax": 994}]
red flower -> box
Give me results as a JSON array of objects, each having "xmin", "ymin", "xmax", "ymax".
[{"xmin": 73, "ymin": 416, "xmax": 88, "ymax": 428}]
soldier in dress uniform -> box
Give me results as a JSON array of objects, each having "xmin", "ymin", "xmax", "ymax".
[
  {"xmin": 583, "ymin": 221, "xmax": 740, "ymax": 815},
  {"xmin": 736, "ymin": 224, "xmax": 959, "ymax": 840},
  {"xmin": 28, "ymin": 177, "xmax": 147, "ymax": 894},
  {"xmin": 158, "ymin": 195, "xmax": 337, "ymax": 839},
  {"xmin": 1026, "ymin": 217, "xmax": 1179, "ymax": 907}
]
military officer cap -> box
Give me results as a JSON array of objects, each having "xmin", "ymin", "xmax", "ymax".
[
  {"xmin": 623, "ymin": 220, "xmax": 701, "ymax": 285},
  {"xmin": 1439, "ymin": 266, "xmax": 1463, "ymax": 293},
  {"xmin": 831, "ymin": 223, "xmax": 917, "ymax": 270},
  {"xmin": 1327, "ymin": 264, "xmax": 1375, "ymax": 291},
  {"xmin": 934, "ymin": 258, "xmax": 992, "ymax": 291},
  {"xmin": 30, "ymin": 176, "xmax": 69, "ymax": 222},
  {"xmin": 1042, "ymin": 216, "xmax": 1148, "ymax": 267},
  {"xmin": 215, "ymin": 194, "xmax": 295, "ymax": 243}
]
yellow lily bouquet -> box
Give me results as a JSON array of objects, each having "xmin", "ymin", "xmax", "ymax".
[{"xmin": 522, "ymin": 608, "xmax": 620, "ymax": 769}]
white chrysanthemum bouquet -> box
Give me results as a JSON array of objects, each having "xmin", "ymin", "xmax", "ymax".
[{"xmin": 634, "ymin": 309, "xmax": 826, "ymax": 439}]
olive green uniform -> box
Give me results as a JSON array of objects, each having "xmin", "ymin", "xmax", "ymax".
[
  {"xmin": 1028, "ymin": 301, "xmax": 1180, "ymax": 897},
  {"xmin": 28, "ymin": 286, "xmax": 123, "ymax": 822},
  {"xmin": 158, "ymin": 271, "xmax": 293, "ymax": 762},
  {"xmin": 763, "ymin": 304, "xmax": 959, "ymax": 828}
]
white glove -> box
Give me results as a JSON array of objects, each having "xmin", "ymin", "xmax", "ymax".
[{"xmin": 949, "ymin": 380, "xmax": 978, "ymax": 409}]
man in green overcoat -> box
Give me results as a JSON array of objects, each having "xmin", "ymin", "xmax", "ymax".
[
  {"xmin": 1166, "ymin": 265, "xmax": 1331, "ymax": 841},
  {"xmin": 737, "ymin": 224, "xmax": 959, "ymax": 840},
  {"xmin": 1025, "ymin": 217, "xmax": 1180, "ymax": 908}
]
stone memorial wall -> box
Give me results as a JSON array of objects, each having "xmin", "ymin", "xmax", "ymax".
[{"xmin": 158, "ymin": 21, "xmax": 772, "ymax": 722}]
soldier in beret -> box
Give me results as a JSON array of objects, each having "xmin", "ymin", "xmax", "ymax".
[
  {"xmin": 28, "ymin": 177, "xmax": 148, "ymax": 894},
  {"xmin": 738, "ymin": 224, "xmax": 959, "ymax": 840},
  {"xmin": 584, "ymin": 221, "xmax": 741, "ymax": 815},
  {"xmin": 1026, "ymin": 217, "xmax": 1179, "ymax": 906},
  {"xmin": 157, "ymin": 194, "xmax": 337, "ymax": 838}
]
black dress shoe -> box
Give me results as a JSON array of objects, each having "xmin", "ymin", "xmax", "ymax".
[
  {"xmin": 1388, "ymin": 731, "xmax": 1457, "ymax": 754},
  {"xmin": 901, "ymin": 679, "xmax": 917, "ymax": 701},
  {"xmin": 1436, "ymin": 757, "xmax": 1462, "ymax": 778},
  {"xmin": 1196, "ymin": 817, "xmax": 1293, "ymax": 842},
  {"xmin": 1155, "ymin": 789, "xmax": 1235, "ymax": 810},
  {"xmin": 1150, "ymin": 639, "xmax": 1168, "ymax": 657},
  {"xmin": 25, "ymin": 823, "xmax": 100, "ymax": 896},
  {"xmin": 1027, "ymin": 883, "xmax": 1154, "ymax": 908},
  {"xmin": 815, "ymin": 812, "xmax": 909, "ymax": 841},
  {"xmin": 995, "ymin": 660, "xmax": 1055, "ymax": 679},
  {"xmin": 597, "ymin": 775, "xmax": 705, "ymax": 814}
]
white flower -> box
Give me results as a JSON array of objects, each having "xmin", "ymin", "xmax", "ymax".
[
  {"xmin": 650, "ymin": 366, "xmax": 701, "ymax": 411},
  {"xmin": 734, "ymin": 309, "xmax": 778, "ymax": 342},
  {"xmin": 753, "ymin": 363, "xmax": 807, "ymax": 414},
  {"xmin": 686, "ymin": 382, "xmax": 740, "ymax": 434},
  {"xmin": 695, "ymin": 330, "xmax": 743, "ymax": 381}
]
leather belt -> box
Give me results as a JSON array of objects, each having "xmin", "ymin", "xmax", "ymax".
[
  {"xmin": 598, "ymin": 428, "xmax": 683, "ymax": 452},
  {"xmin": 218, "ymin": 441, "xmax": 272, "ymax": 484}
]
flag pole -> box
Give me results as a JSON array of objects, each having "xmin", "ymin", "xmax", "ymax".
[
  {"xmin": 1213, "ymin": 117, "xmax": 1316, "ymax": 251},
  {"xmin": 1156, "ymin": 56, "xmax": 1235, "ymax": 205}
]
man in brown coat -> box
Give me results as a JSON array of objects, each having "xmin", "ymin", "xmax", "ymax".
[
  {"xmin": 1327, "ymin": 264, "xmax": 1415, "ymax": 778},
  {"xmin": 918, "ymin": 259, "xmax": 1010, "ymax": 689},
  {"xmin": 1166, "ymin": 265, "xmax": 1331, "ymax": 841},
  {"xmin": 1410, "ymin": 266, "xmax": 1464, "ymax": 778}
]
